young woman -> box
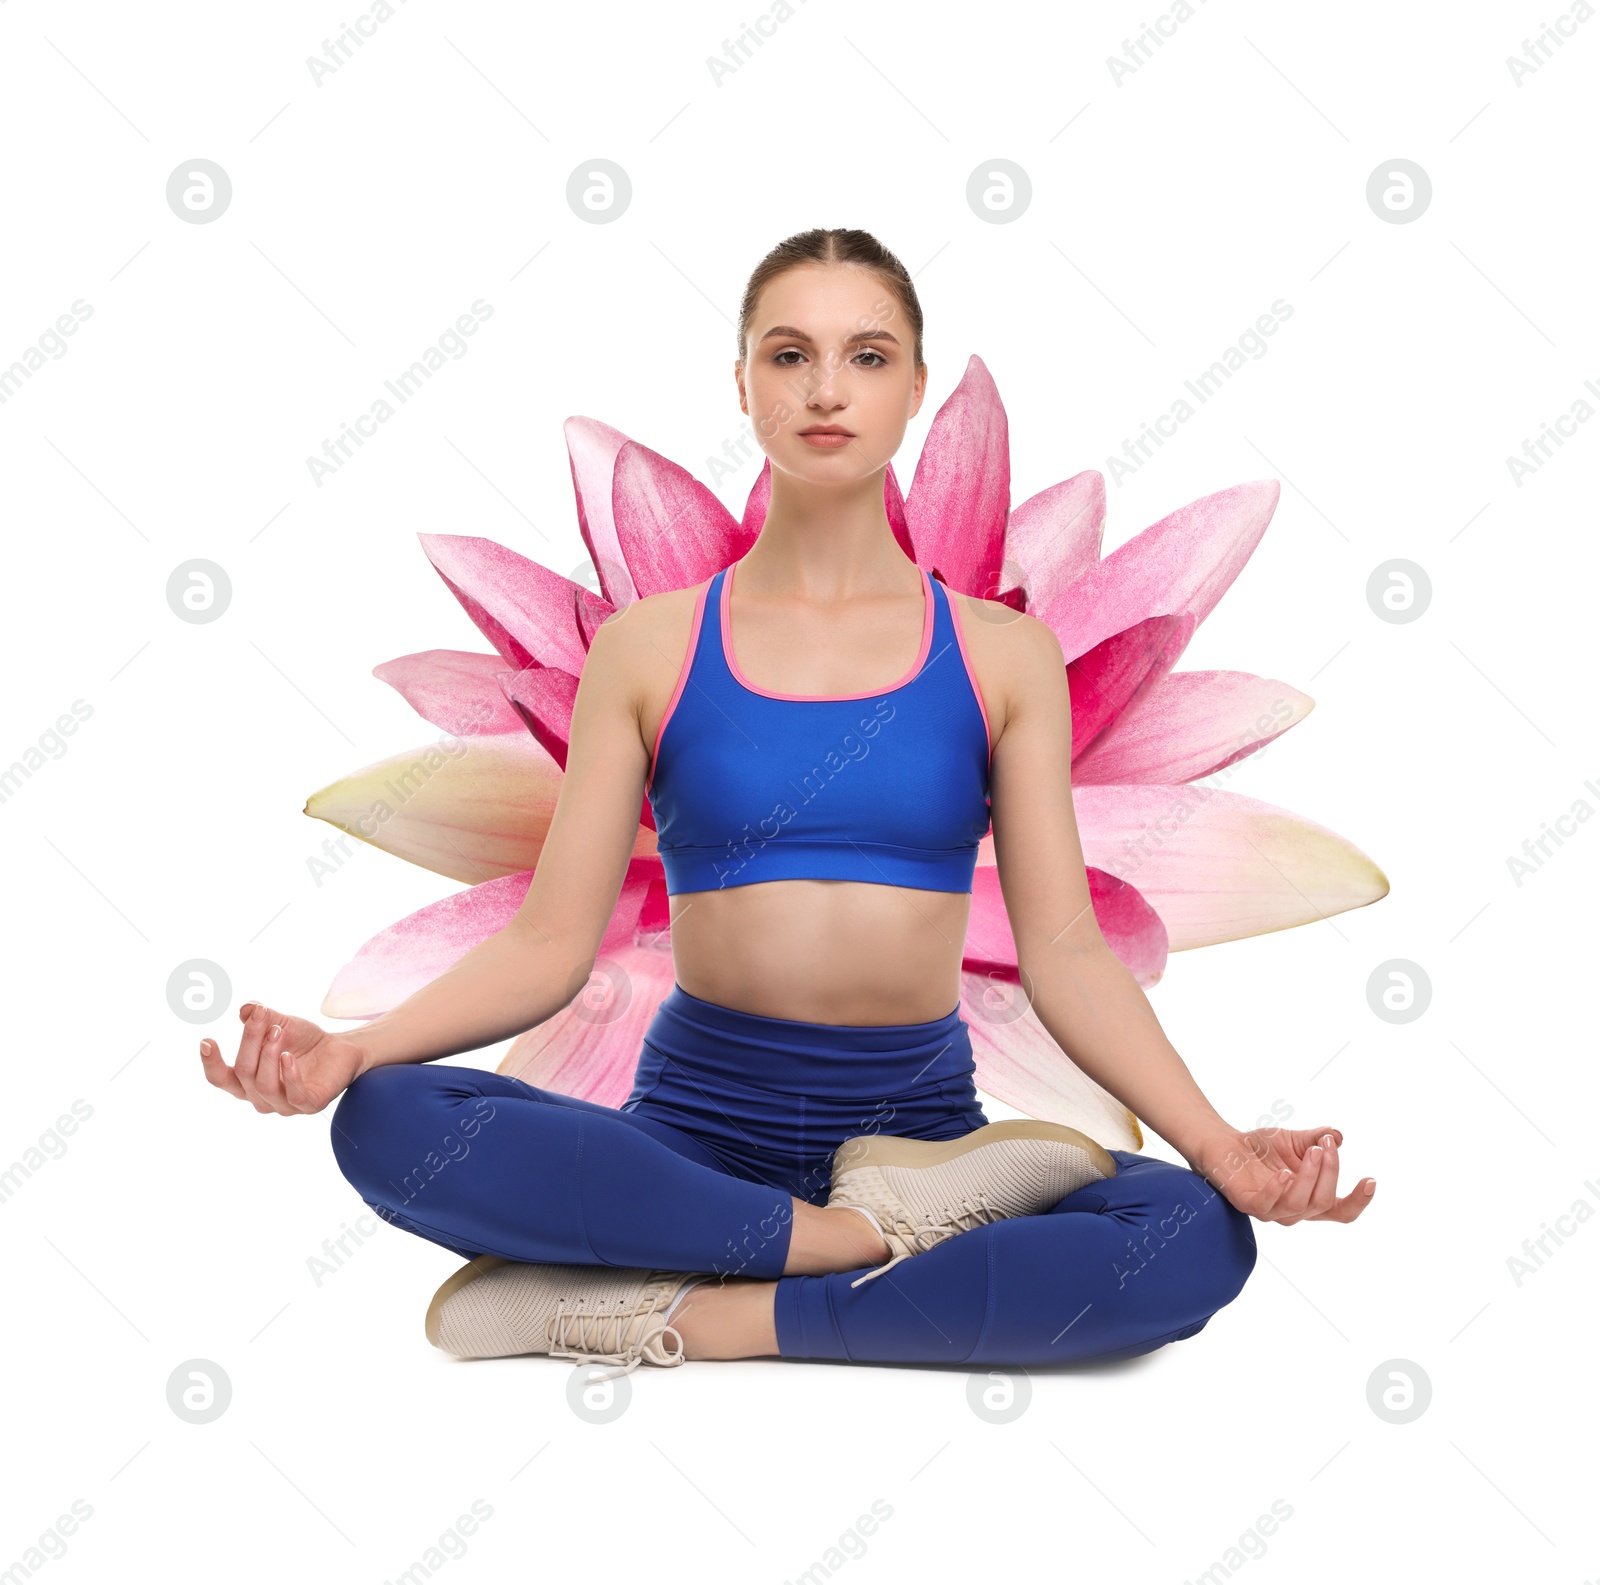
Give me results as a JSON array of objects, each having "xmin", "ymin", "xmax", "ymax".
[{"xmin": 200, "ymin": 229, "xmax": 1374, "ymax": 1380}]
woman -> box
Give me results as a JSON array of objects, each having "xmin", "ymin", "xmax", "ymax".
[{"xmin": 200, "ymin": 228, "xmax": 1374, "ymax": 1380}]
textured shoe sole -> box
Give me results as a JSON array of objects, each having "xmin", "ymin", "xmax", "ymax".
[
  {"xmin": 424, "ymin": 1255, "xmax": 508, "ymax": 1349},
  {"xmin": 832, "ymin": 1118, "xmax": 1117, "ymax": 1181}
]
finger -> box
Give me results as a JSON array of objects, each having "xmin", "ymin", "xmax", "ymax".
[
  {"xmin": 237, "ymin": 1006, "xmax": 291, "ymax": 1112},
  {"xmin": 1286, "ymin": 1125, "xmax": 1342, "ymax": 1153},
  {"xmin": 1302, "ymin": 1132, "xmax": 1340, "ymax": 1218},
  {"xmin": 1315, "ymin": 1176, "xmax": 1377, "ymax": 1224},
  {"xmin": 234, "ymin": 1002, "xmax": 273, "ymax": 1091},
  {"xmin": 278, "ymin": 1048, "xmax": 305, "ymax": 1112},
  {"xmin": 198, "ymin": 1039, "xmax": 248, "ymax": 1099},
  {"xmin": 1270, "ymin": 1142, "xmax": 1326, "ymax": 1222},
  {"xmin": 253, "ymin": 1022, "xmax": 294, "ymax": 1114},
  {"xmin": 279, "ymin": 1048, "xmax": 319, "ymax": 1114}
]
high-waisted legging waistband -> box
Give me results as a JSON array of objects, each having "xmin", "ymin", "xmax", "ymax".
[
  {"xmin": 638, "ymin": 983, "xmax": 976, "ymax": 1099},
  {"xmin": 621, "ymin": 983, "xmax": 986, "ymax": 1204}
]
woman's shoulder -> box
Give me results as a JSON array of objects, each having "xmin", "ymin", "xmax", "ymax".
[
  {"xmin": 587, "ymin": 574, "xmax": 717, "ymax": 691},
  {"xmin": 944, "ymin": 586, "xmax": 1060, "ymax": 663},
  {"xmin": 943, "ymin": 586, "xmax": 1064, "ymax": 736}
]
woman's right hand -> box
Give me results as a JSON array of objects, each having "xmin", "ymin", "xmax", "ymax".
[{"xmin": 199, "ymin": 1000, "xmax": 367, "ymax": 1116}]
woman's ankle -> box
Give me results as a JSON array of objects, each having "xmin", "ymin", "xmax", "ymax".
[
  {"xmin": 782, "ymin": 1200, "xmax": 890, "ymax": 1275},
  {"xmin": 671, "ymin": 1277, "xmax": 779, "ymax": 1360},
  {"xmin": 832, "ymin": 1202, "xmax": 890, "ymax": 1259}
]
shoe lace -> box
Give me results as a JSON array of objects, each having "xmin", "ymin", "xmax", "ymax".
[
  {"xmin": 850, "ymin": 1191, "xmax": 1001, "ymax": 1289},
  {"xmin": 547, "ymin": 1287, "xmax": 687, "ymax": 1382}
]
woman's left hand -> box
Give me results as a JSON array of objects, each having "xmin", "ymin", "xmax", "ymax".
[{"xmin": 1186, "ymin": 1125, "xmax": 1376, "ymax": 1225}]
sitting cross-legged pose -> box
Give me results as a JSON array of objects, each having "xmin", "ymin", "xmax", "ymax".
[{"xmin": 200, "ymin": 227, "xmax": 1375, "ymax": 1381}]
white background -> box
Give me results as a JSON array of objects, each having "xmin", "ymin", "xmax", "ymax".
[{"xmin": 2, "ymin": 0, "xmax": 1594, "ymax": 1580}]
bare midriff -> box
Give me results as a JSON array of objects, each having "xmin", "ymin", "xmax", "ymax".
[{"xmin": 666, "ymin": 879, "xmax": 972, "ymax": 1026}]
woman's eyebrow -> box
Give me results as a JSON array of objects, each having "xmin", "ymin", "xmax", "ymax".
[{"xmin": 757, "ymin": 326, "xmax": 901, "ymax": 347}]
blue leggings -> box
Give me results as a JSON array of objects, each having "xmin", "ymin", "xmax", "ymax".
[{"xmin": 330, "ymin": 985, "xmax": 1257, "ymax": 1366}]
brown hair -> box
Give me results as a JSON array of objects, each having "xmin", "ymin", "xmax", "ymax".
[{"xmin": 736, "ymin": 228, "xmax": 925, "ymax": 371}]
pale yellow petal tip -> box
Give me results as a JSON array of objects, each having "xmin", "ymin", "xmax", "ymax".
[
  {"xmin": 303, "ymin": 779, "xmax": 351, "ymax": 816},
  {"xmin": 303, "ymin": 803, "xmax": 362, "ymax": 838},
  {"xmin": 1125, "ymin": 1109, "xmax": 1144, "ymax": 1151},
  {"xmin": 320, "ymin": 988, "xmax": 380, "ymax": 1022},
  {"xmin": 1339, "ymin": 851, "xmax": 1391, "ymax": 909}
]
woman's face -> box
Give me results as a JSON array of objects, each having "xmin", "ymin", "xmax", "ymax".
[{"xmin": 737, "ymin": 264, "xmax": 925, "ymax": 486}]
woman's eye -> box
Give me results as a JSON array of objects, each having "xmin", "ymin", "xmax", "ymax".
[{"xmin": 771, "ymin": 348, "xmax": 887, "ymax": 368}]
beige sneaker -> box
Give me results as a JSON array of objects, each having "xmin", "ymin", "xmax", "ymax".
[
  {"xmin": 424, "ymin": 1256, "xmax": 703, "ymax": 1379},
  {"xmin": 829, "ymin": 1119, "xmax": 1118, "ymax": 1287}
]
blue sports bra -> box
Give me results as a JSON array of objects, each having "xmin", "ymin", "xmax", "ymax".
[{"xmin": 646, "ymin": 559, "xmax": 992, "ymax": 895}]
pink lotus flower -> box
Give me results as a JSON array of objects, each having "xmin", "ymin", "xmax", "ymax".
[{"xmin": 304, "ymin": 357, "xmax": 1388, "ymax": 1150}]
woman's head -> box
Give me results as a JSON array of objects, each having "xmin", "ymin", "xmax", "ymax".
[
  {"xmin": 737, "ymin": 229, "xmax": 924, "ymax": 371},
  {"xmin": 735, "ymin": 228, "xmax": 927, "ymax": 486}
]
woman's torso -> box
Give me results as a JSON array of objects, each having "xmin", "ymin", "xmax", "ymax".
[{"xmin": 633, "ymin": 559, "xmax": 999, "ymax": 1025}]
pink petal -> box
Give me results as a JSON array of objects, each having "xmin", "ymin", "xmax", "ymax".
[
  {"xmin": 964, "ymin": 864, "xmax": 1168, "ymax": 983},
  {"xmin": 373, "ymin": 649, "xmax": 529, "ymax": 737},
  {"xmin": 612, "ymin": 440, "xmax": 753, "ymax": 597},
  {"xmin": 496, "ymin": 662, "xmax": 655, "ymax": 833},
  {"xmin": 1083, "ymin": 867, "xmax": 1170, "ymax": 981},
  {"xmin": 565, "ymin": 416, "xmax": 638, "ymax": 607},
  {"xmin": 904, "ymin": 356, "xmax": 1010, "ymax": 597},
  {"xmin": 498, "ymin": 872, "xmax": 676, "ymax": 1105},
  {"xmin": 419, "ymin": 533, "xmax": 608, "ymax": 674},
  {"xmin": 1067, "ymin": 613, "xmax": 1196, "ymax": 757},
  {"xmin": 1072, "ymin": 783, "xmax": 1390, "ymax": 950},
  {"xmin": 572, "ymin": 587, "xmax": 612, "ymax": 654},
  {"xmin": 1041, "ymin": 480, "xmax": 1280, "ymax": 663},
  {"xmin": 884, "ymin": 460, "xmax": 916, "ymax": 561},
  {"xmin": 1001, "ymin": 470, "xmax": 1105, "ymax": 613},
  {"xmin": 1071, "ymin": 670, "xmax": 1316, "ymax": 786},
  {"xmin": 960, "ymin": 970, "xmax": 1143, "ymax": 1147},
  {"xmin": 322, "ymin": 871, "xmax": 532, "ymax": 1019},
  {"xmin": 321, "ymin": 861, "xmax": 665, "ymax": 1024},
  {"xmin": 496, "ymin": 663, "xmax": 580, "ymax": 769}
]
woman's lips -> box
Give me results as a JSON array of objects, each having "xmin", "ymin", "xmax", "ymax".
[{"xmin": 799, "ymin": 431, "xmax": 854, "ymax": 449}]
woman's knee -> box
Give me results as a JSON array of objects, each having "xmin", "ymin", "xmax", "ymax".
[
  {"xmin": 332, "ymin": 1062, "xmax": 431, "ymax": 1139},
  {"xmin": 329, "ymin": 1064, "xmax": 495, "ymax": 1195},
  {"xmin": 1173, "ymin": 1169, "xmax": 1258, "ymax": 1310},
  {"xmin": 1110, "ymin": 1158, "xmax": 1258, "ymax": 1312}
]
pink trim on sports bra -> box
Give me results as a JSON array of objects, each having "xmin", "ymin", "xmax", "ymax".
[
  {"xmin": 943, "ymin": 583, "xmax": 993, "ymax": 766},
  {"xmin": 720, "ymin": 558, "xmax": 935, "ymax": 702},
  {"xmin": 647, "ymin": 578, "xmax": 711, "ymax": 792}
]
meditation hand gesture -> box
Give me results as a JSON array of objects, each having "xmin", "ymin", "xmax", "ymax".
[
  {"xmin": 199, "ymin": 1001, "xmax": 366, "ymax": 1116},
  {"xmin": 1190, "ymin": 1126, "xmax": 1376, "ymax": 1225}
]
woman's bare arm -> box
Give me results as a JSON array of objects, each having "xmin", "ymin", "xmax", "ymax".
[
  {"xmin": 982, "ymin": 605, "xmax": 1372, "ymax": 1224},
  {"xmin": 986, "ymin": 610, "xmax": 1234, "ymax": 1160},
  {"xmin": 347, "ymin": 612, "xmax": 657, "ymax": 1073},
  {"xmin": 200, "ymin": 607, "xmax": 666, "ymax": 1115}
]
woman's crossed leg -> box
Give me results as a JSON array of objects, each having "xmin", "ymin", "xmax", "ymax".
[{"xmin": 330, "ymin": 1063, "xmax": 1257, "ymax": 1368}]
